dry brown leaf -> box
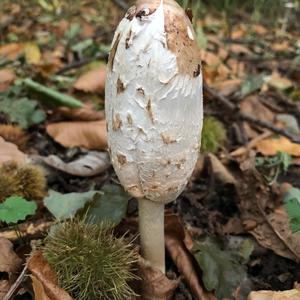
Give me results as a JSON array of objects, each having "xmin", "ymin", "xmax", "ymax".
[
  {"xmin": 0, "ymin": 43, "xmax": 23, "ymax": 60},
  {"xmin": 0, "ymin": 125, "xmax": 28, "ymax": 150},
  {"xmin": 213, "ymin": 79, "xmax": 241, "ymax": 97},
  {"xmin": 229, "ymin": 44, "xmax": 253, "ymax": 56},
  {"xmin": 46, "ymin": 120, "xmax": 107, "ymax": 150},
  {"xmin": 0, "ymin": 137, "xmax": 27, "ymax": 165},
  {"xmin": 271, "ymin": 40, "xmax": 291, "ymax": 52},
  {"xmin": 165, "ymin": 215, "xmax": 216, "ymax": 300},
  {"xmin": 227, "ymin": 58, "xmax": 245, "ymax": 77},
  {"xmin": 137, "ymin": 256, "xmax": 179, "ymax": 300},
  {"xmin": 240, "ymin": 96, "xmax": 275, "ymax": 139},
  {"xmin": 248, "ymin": 289, "xmax": 300, "ymax": 300},
  {"xmin": 238, "ymin": 160, "xmax": 300, "ymax": 261},
  {"xmin": 81, "ymin": 22, "xmax": 95, "ymax": 38},
  {"xmin": 231, "ymin": 25, "xmax": 247, "ymax": 39},
  {"xmin": 53, "ymin": 106, "xmax": 105, "ymax": 121},
  {"xmin": 0, "ymin": 280, "xmax": 10, "ymax": 299},
  {"xmin": 201, "ymin": 50, "xmax": 230, "ymax": 84},
  {"xmin": 206, "ymin": 153, "xmax": 237, "ymax": 185},
  {"xmin": 267, "ymin": 206, "xmax": 300, "ymax": 259},
  {"xmin": 256, "ymin": 136, "xmax": 300, "ymax": 157},
  {"xmin": 0, "ymin": 69, "xmax": 15, "ymax": 92},
  {"xmin": 252, "ymin": 24, "xmax": 268, "ymax": 35},
  {"xmin": 0, "ymin": 237, "xmax": 22, "ymax": 299},
  {"xmin": 218, "ymin": 48, "xmax": 229, "ymax": 60},
  {"xmin": 36, "ymin": 47, "xmax": 64, "ymax": 77},
  {"xmin": 73, "ymin": 65, "xmax": 106, "ymax": 94},
  {"xmin": 31, "ymin": 275, "xmax": 51, "ymax": 300},
  {"xmin": 27, "ymin": 251, "xmax": 74, "ymax": 300},
  {"xmin": 266, "ymin": 71, "xmax": 293, "ymax": 91},
  {"xmin": 0, "ymin": 238, "xmax": 22, "ymax": 274}
]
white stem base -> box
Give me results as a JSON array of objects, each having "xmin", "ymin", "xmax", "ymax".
[{"xmin": 139, "ymin": 199, "xmax": 165, "ymax": 274}]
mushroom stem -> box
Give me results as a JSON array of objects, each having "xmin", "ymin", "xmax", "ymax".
[{"xmin": 139, "ymin": 198, "xmax": 165, "ymax": 273}]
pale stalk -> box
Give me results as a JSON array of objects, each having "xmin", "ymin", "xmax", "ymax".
[{"xmin": 139, "ymin": 198, "xmax": 165, "ymax": 274}]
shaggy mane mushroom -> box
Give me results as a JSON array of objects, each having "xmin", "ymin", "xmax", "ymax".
[{"xmin": 105, "ymin": 0, "xmax": 203, "ymax": 273}]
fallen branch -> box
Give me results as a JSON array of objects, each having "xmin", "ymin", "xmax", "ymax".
[
  {"xmin": 56, "ymin": 53, "xmax": 107, "ymax": 75},
  {"xmin": 203, "ymin": 83, "xmax": 300, "ymax": 144},
  {"xmin": 0, "ymin": 220, "xmax": 53, "ymax": 241}
]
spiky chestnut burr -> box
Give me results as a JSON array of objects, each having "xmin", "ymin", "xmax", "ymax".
[
  {"xmin": 43, "ymin": 219, "xmax": 138, "ymax": 300},
  {"xmin": 0, "ymin": 161, "xmax": 46, "ymax": 202},
  {"xmin": 105, "ymin": 0, "xmax": 203, "ymax": 273}
]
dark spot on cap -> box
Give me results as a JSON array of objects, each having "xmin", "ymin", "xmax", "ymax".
[
  {"xmin": 137, "ymin": 87, "xmax": 145, "ymax": 96},
  {"xmin": 117, "ymin": 77, "xmax": 125, "ymax": 94},
  {"xmin": 117, "ymin": 154, "xmax": 127, "ymax": 166},
  {"xmin": 193, "ymin": 64, "xmax": 201, "ymax": 77}
]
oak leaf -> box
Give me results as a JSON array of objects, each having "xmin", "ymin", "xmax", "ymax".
[
  {"xmin": 73, "ymin": 65, "xmax": 106, "ymax": 93},
  {"xmin": 46, "ymin": 120, "xmax": 107, "ymax": 150}
]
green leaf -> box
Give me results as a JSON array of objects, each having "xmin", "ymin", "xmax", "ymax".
[
  {"xmin": 240, "ymin": 74, "xmax": 264, "ymax": 97},
  {"xmin": 0, "ymin": 196, "xmax": 37, "ymax": 223},
  {"xmin": 85, "ymin": 184, "xmax": 130, "ymax": 224},
  {"xmin": 196, "ymin": 25, "xmax": 207, "ymax": 49},
  {"xmin": 239, "ymin": 239, "xmax": 254, "ymax": 262},
  {"xmin": 44, "ymin": 185, "xmax": 130, "ymax": 224},
  {"xmin": 23, "ymin": 79, "xmax": 83, "ymax": 108},
  {"xmin": 71, "ymin": 38, "xmax": 94, "ymax": 53},
  {"xmin": 65, "ymin": 23, "xmax": 81, "ymax": 41},
  {"xmin": 0, "ymin": 97, "xmax": 46, "ymax": 129},
  {"xmin": 44, "ymin": 190, "xmax": 102, "ymax": 220},
  {"xmin": 283, "ymin": 187, "xmax": 300, "ymax": 232},
  {"xmin": 193, "ymin": 239, "xmax": 247, "ymax": 300}
]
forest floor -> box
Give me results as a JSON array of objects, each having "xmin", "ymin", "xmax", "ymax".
[{"xmin": 1, "ymin": 0, "xmax": 300, "ymax": 299}]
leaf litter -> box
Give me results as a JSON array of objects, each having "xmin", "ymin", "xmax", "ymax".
[{"xmin": 0, "ymin": 0, "xmax": 300, "ymax": 299}]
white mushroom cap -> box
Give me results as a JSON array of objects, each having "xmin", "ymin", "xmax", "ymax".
[{"xmin": 105, "ymin": 0, "xmax": 203, "ymax": 204}]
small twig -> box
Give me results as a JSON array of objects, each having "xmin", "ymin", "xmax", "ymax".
[
  {"xmin": 230, "ymin": 131, "xmax": 272, "ymax": 157},
  {"xmin": 204, "ymin": 83, "xmax": 236, "ymax": 111},
  {"xmin": 239, "ymin": 113, "xmax": 300, "ymax": 143},
  {"xmin": 3, "ymin": 266, "xmax": 27, "ymax": 300},
  {"xmin": 56, "ymin": 53, "xmax": 107, "ymax": 75},
  {"xmin": 203, "ymin": 83, "xmax": 300, "ymax": 144}
]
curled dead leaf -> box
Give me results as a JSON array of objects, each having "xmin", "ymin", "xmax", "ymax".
[
  {"xmin": 53, "ymin": 106, "xmax": 105, "ymax": 121},
  {"xmin": 240, "ymin": 96, "xmax": 275, "ymax": 139},
  {"xmin": 0, "ymin": 137, "xmax": 27, "ymax": 165},
  {"xmin": 0, "ymin": 237, "xmax": 22, "ymax": 299},
  {"xmin": 39, "ymin": 151, "xmax": 110, "ymax": 177},
  {"xmin": 46, "ymin": 120, "xmax": 107, "ymax": 150},
  {"xmin": 0, "ymin": 237, "xmax": 22, "ymax": 273},
  {"xmin": 0, "ymin": 69, "xmax": 15, "ymax": 92},
  {"xmin": 248, "ymin": 289, "xmax": 300, "ymax": 300},
  {"xmin": 27, "ymin": 251, "xmax": 74, "ymax": 300},
  {"xmin": 165, "ymin": 215, "xmax": 215, "ymax": 300},
  {"xmin": 238, "ymin": 160, "xmax": 300, "ymax": 261},
  {"xmin": 31, "ymin": 275, "xmax": 51, "ymax": 300},
  {"xmin": 256, "ymin": 136, "xmax": 300, "ymax": 157},
  {"xmin": 0, "ymin": 125, "xmax": 28, "ymax": 150},
  {"xmin": 213, "ymin": 79, "xmax": 241, "ymax": 97},
  {"xmin": 206, "ymin": 153, "xmax": 237, "ymax": 185},
  {"xmin": 73, "ymin": 65, "xmax": 106, "ymax": 94},
  {"xmin": 0, "ymin": 43, "xmax": 24, "ymax": 60},
  {"xmin": 137, "ymin": 256, "xmax": 179, "ymax": 300}
]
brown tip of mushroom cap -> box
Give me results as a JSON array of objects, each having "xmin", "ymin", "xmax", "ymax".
[{"xmin": 135, "ymin": 0, "xmax": 201, "ymax": 77}]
